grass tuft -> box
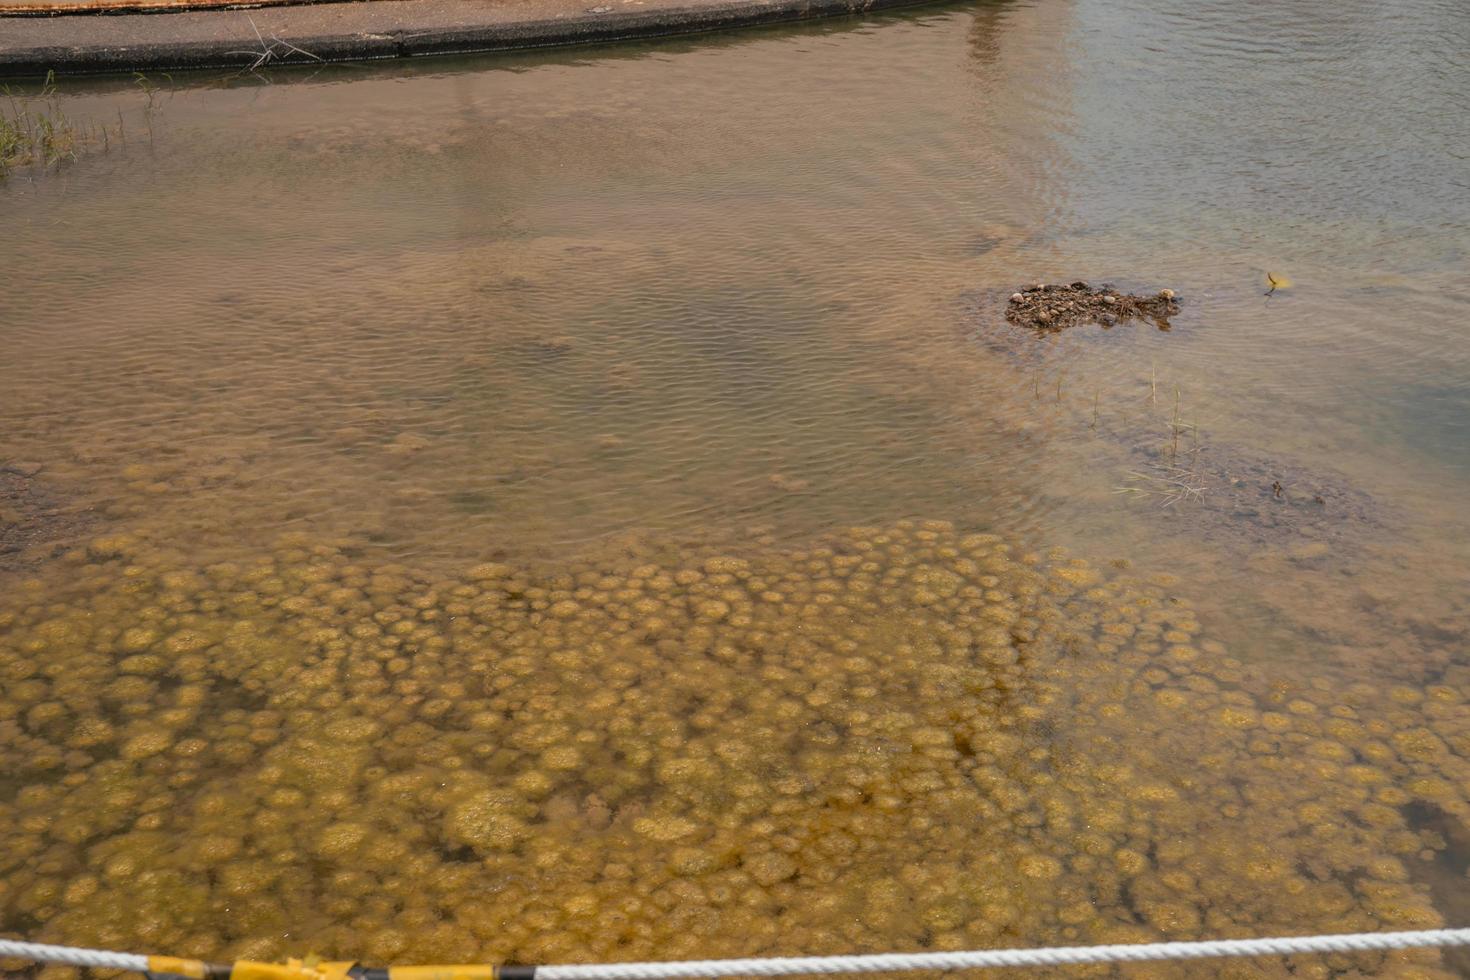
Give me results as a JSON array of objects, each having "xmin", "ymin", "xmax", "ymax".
[{"xmin": 1, "ymin": 72, "xmax": 81, "ymax": 179}]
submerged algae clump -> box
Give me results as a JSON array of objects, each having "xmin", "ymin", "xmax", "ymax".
[{"xmin": 0, "ymin": 521, "xmax": 1465, "ymax": 978}]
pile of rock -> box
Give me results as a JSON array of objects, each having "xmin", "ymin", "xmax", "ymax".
[{"xmin": 1006, "ymin": 281, "xmax": 1180, "ymax": 331}]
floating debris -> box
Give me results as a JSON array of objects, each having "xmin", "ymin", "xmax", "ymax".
[
  {"xmin": 1265, "ymin": 271, "xmax": 1292, "ymax": 296},
  {"xmin": 1005, "ymin": 282, "xmax": 1180, "ymax": 331}
]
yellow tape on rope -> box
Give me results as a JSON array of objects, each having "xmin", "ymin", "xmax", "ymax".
[{"xmin": 148, "ymin": 956, "xmax": 211, "ymax": 979}]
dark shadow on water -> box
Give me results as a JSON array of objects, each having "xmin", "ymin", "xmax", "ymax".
[
  {"xmin": 1385, "ymin": 383, "xmax": 1470, "ymax": 476},
  {"xmin": 1401, "ymin": 800, "xmax": 1470, "ymax": 976}
]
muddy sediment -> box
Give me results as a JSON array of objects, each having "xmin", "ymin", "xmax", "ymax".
[
  {"xmin": 1119, "ymin": 441, "xmax": 1380, "ymax": 553},
  {"xmin": 0, "ymin": 465, "xmax": 95, "ymax": 571}
]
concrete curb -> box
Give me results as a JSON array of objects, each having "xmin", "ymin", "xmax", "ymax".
[{"xmin": 0, "ymin": 0, "xmax": 945, "ymax": 76}]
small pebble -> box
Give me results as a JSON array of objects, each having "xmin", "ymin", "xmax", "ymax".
[
  {"xmin": 1159, "ymin": 289, "xmax": 1176, "ymax": 300},
  {"xmin": 1102, "ymin": 295, "xmax": 1117, "ymax": 305},
  {"xmin": 1009, "ymin": 293, "xmax": 1024, "ymax": 304}
]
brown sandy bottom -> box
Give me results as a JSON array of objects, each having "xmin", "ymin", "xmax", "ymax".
[
  {"xmin": 1, "ymin": 468, "xmax": 97, "ymax": 572},
  {"xmin": 2, "ymin": 520, "xmax": 1468, "ymax": 980}
]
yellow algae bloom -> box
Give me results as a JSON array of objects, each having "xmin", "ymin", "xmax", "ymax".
[{"xmin": 0, "ymin": 519, "xmax": 1468, "ymax": 977}]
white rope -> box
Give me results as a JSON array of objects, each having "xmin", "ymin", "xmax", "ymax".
[
  {"xmin": 537, "ymin": 930, "xmax": 1470, "ymax": 979},
  {"xmin": 0, "ymin": 938, "xmax": 148, "ymax": 972},
  {"xmin": 3, "ymin": 929, "xmax": 1470, "ymax": 977}
]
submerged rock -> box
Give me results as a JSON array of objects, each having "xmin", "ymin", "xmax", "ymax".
[{"xmin": 1006, "ymin": 282, "xmax": 1181, "ymax": 331}]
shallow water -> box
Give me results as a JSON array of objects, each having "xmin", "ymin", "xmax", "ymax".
[{"xmin": 3, "ymin": 0, "xmax": 1470, "ymax": 975}]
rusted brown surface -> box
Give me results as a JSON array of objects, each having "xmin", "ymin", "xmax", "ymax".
[
  {"xmin": 7, "ymin": 1, "xmax": 311, "ymax": 15},
  {"xmin": 1, "ymin": 0, "xmax": 361, "ymax": 16},
  {"xmin": 4, "ymin": 0, "xmax": 326, "ymax": 15}
]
